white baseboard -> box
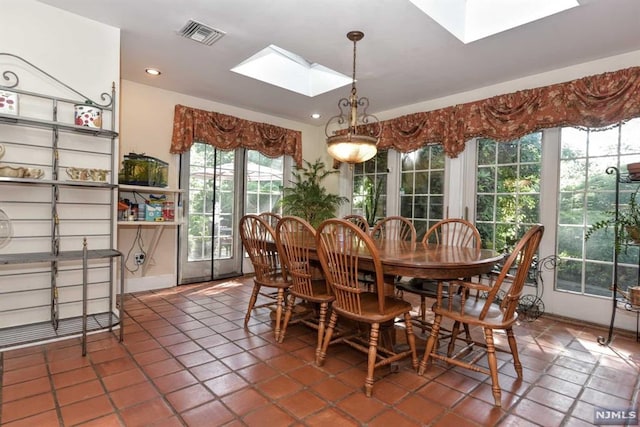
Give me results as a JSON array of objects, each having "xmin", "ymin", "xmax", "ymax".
[{"xmin": 125, "ymin": 274, "xmax": 175, "ymax": 293}]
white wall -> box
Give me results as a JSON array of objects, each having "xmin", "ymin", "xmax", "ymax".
[{"xmin": 1, "ymin": 0, "xmax": 120, "ymax": 109}]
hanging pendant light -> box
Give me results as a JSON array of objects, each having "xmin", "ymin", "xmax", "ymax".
[{"xmin": 325, "ymin": 31, "xmax": 381, "ymax": 164}]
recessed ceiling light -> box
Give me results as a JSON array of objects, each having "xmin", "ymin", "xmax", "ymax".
[
  {"xmin": 409, "ymin": 0, "xmax": 579, "ymax": 43},
  {"xmin": 145, "ymin": 68, "xmax": 162, "ymax": 76},
  {"xmin": 311, "ymin": 113, "xmax": 321, "ymax": 119},
  {"xmin": 231, "ymin": 45, "xmax": 351, "ymax": 97}
]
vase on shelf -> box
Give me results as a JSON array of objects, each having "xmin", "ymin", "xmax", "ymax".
[
  {"xmin": 0, "ymin": 90, "xmax": 18, "ymax": 116},
  {"xmin": 74, "ymin": 102, "xmax": 102, "ymax": 128}
]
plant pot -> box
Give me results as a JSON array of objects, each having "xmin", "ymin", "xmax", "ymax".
[
  {"xmin": 74, "ymin": 104, "xmax": 102, "ymax": 128},
  {"xmin": 626, "ymin": 225, "xmax": 640, "ymax": 244},
  {"xmin": 620, "ymin": 286, "xmax": 640, "ymax": 306}
]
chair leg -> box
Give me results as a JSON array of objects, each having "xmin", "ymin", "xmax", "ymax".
[
  {"xmin": 419, "ymin": 314, "xmax": 442, "ymax": 375},
  {"xmin": 403, "ymin": 312, "xmax": 418, "ymax": 370},
  {"xmin": 365, "ymin": 323, "xmax": 380, "ymax": 397},
  {"xmin": 278, "ymin": 293, "xmax": 296, "ymax": 343},
  {"xmin": 484, "ymin": 327, "xmax": 502, "ymax": 407},
  {"xmin": 447, "ymin": 320, "xmax": 461, "ymax": 356},
  {"xmin": 419, "ymin": 296, "xmax": 427, "ymax": 334},
  {"xmin": 506, "ymin": 327, "xmax": 523, "ymax": 378},
  {"xmin": 273, "ymin": 288, "xmax": 285, "ymax": 341},
  {"xmin": 244, "ymin": 283, "xmax": 261, "ymax": 329},
  {"xmin": 315, "ymin": 302, "xmax": 329, "ymax": 365},
  {"xmin": 463, "ymin": 323, "xmax": 472, "ymax": 344},
  {"xmin": 316, "ymin": 311, "xmax": 338, "ymax": 367}
]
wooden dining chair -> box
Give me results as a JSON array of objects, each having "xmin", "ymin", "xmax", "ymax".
[
  {"xmin": 396, "ymin": 218, "xmax": 481, "ymax": 334},
  {"xmin": 239, "ymin": 214, "xmax": 291, "ymax": 341},
  {"xmin": 275, "ymin": 216, "xmax": 335, "ymax": 364},
  {"xmin": 343, "ymin": 214, "xmax": 370, "ymax": 234},
  {"xmin": 370, "ymin": 215, "xmax": 417, "ymax": 243},
  {"xmin": 419, "ymin": 224, "xmax": 544, "ymax": 407},
  {"xmin": 315, "ymin": 218, "xmax": 418, "ymax": 397},
  {"xmin": 258, "ymin": 211, "xmax": 281, "ymax": 229}
]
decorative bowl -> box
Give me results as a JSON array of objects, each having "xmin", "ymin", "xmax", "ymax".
[
  {"xmin": 66, "ymin": 167, "xmax": 109, "ymax": 182},
  {"xmin": 0, "ymin": 165, "xmax": 25, "ymax": 178}
]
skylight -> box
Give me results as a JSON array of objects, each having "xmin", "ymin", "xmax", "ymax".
[
  {"xmin": 409, "ymin": 0, "xmax": 579, "ymax": 43},
  {"xmin": 231, "ymin": 45, "xmax": 351, "ymax": 97}
]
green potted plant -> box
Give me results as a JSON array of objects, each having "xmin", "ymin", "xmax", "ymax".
[
  {"xmin": 278, "ymin": 158, "xmax": 347, "ymax": 227},
  {"xmin": 585, "ymin": 185, "xmax": 640, "ymax": 253}
]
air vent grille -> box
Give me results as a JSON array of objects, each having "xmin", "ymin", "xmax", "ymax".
[{"xmin": 178, "ymin": 20, "xmax": 225, "ymax": 46}]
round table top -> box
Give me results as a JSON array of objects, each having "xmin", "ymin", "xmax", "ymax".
[{"xmin": 373, "ymin": 240, "xmax": 503, "ymax": 280}]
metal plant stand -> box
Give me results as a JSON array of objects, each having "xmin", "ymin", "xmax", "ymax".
[{"xmin": 598, "ymin": 166, "xmax": 640, "ymax": 345}]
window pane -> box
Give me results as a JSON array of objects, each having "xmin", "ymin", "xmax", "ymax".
[
  {"xmin": 477, "ymin": 166, "xmax": 495, "ymax": 193},
  {"xmin": 558, "ymin": 192, "xmax": 584, "ymax": 224},
  {"xmin": 477, "ymin": 139, "xmax": 496, "ymax": 165}
]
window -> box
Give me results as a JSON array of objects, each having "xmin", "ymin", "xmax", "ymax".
[
  {"xmin": 244, "ymin": 151, "xmax": 284, "ymax": 215},
  {"xmin": 557, "ymin": 119, "xmax": 640, "ymax": 296},
  {"xmin": 475, "ymin": 134, "xmax": 542, "ymax": 251},
  {"xmin": 352, "ymin": 151, "xmax": 388, "ymax": 225},
  {"xmin": 401, "ymin": 145, "xmax": 445, "ymax": 239}
]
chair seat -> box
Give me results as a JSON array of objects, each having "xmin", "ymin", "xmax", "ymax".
[
  {"xmin": 333, "ymin": 292, "xmax": 413, "ymax": 324},
  {"xmin": 255, "ymin": 272, "xmax": 291, "ymax": 289},
  {"xmin": 434, "ymin": 295, "xmax": 516, "ymax": 328},
  {"xmin": 290, "ymin": 278, "xmax": 334, "ymax": 303}
]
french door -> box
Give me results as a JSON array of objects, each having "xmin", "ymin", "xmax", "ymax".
[
  {"xmin": 179, "ymin": 144, "xmax": 241, "ymax": 283},
  {"xmin": 178, "ymin": 144, "xmax": 285, "ymax": 284}
]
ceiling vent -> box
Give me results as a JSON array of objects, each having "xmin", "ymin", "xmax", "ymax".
[{"xmin": 178, "ymin": 20, "xmax": 225, "ymax": 46}]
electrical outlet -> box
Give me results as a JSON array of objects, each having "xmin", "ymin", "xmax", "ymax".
[{"xmin": 134, "ymin": 252, "xmax": 145, "ymax": 265}]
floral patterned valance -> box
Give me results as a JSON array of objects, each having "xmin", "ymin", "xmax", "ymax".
[
  {"xmin": 371, "ymin": 66, "xmax": 640, "ymax": 158},
  {"xmin": 170, "ymin": 104, "xmax": 302, "ymax": 167}
]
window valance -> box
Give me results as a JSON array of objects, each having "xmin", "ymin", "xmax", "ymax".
[
  {"xmin": 373, "ymin": 66, "xmax": 640, "ymax": 158},
  {"xmin": 170, "ymin": 104, "xmax": 303, "ymax": 167}
]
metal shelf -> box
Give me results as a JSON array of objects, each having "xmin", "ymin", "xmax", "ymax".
[
  {"xmin": 0, "ymin": 249, "xmax": 121, "ymax": 265},
  {"xmin": 0, "ymin": 113, "xmax": 118, "ymax": 139},
  {"xmin": 118, "ymin": 221, "xmax": 181, "ymax": 226},
  {"xmin": 119, "ymin": 184, "xmax": 182, "ymax": 193},
  {"xmin": 0, "ymin": 53, "xmax": 121, "ymax": 354},
  {"xmin": 0, "ymin": 176, "xmax": 117, "ymax": 188}
]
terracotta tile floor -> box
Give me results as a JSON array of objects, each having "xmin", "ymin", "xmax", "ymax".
[{"xmin": 1, "ymin": 276, "xmax": 639, "ymax": 426}]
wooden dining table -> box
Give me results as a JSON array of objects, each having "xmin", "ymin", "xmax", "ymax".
[
  {"xmin": 360, "ymin": 239, "xmax": 503, "ymax": 282},
  {"xmin": 282, "ymin": 236, "xmax": 504, "ymax": 294}
]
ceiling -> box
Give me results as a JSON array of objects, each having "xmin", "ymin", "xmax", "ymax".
[{"xmin": 38, "ymin": 0, "xmax": 640, "ymax": 126}]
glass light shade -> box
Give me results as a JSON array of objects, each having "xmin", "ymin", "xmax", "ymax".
[{"xmin": 327, "ymin": 134, "xmax": 377, "ymax": 164}]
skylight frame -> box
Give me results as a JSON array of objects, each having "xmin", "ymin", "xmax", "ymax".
[
  {"xmin": 409, "ymin": 0, "xmax": 580, "ymax": 43},
  {"xmin": 231, "ymin": 45, "xmax": 351, "ymax": 97}
]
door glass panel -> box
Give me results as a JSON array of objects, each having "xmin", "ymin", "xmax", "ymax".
[{"xmin": 187, "ymin": 145, "xmax": 236, "ymax": 262}]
